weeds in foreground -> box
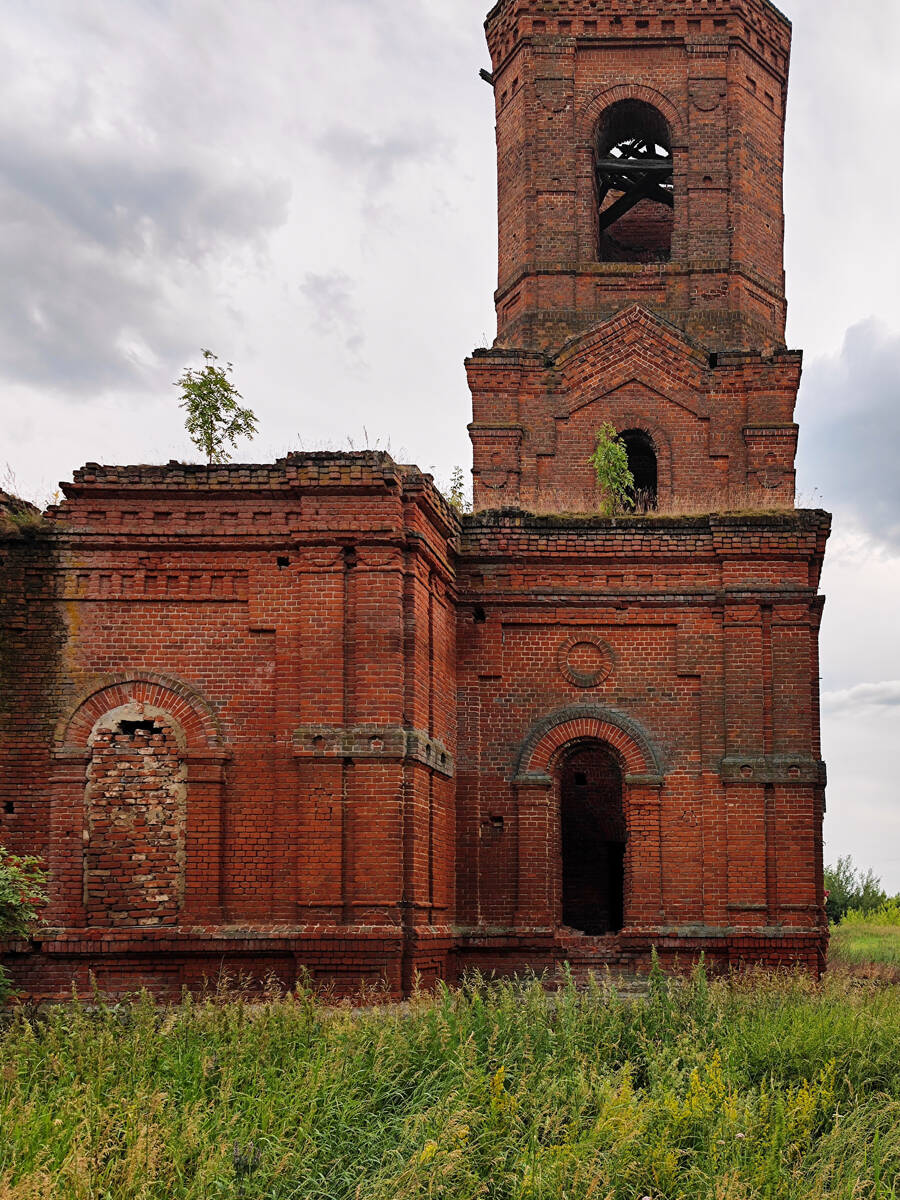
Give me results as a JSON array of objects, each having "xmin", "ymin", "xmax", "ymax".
[{"xmin": 1, "ymin": 969, "xmax": 900, "ymax": 1198}]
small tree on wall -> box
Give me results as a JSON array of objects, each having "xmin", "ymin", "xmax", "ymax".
[
  {"xmin": 175, "ymin": 350, "xmax": 258, "ymax": 465},
  {"xmin": 589, "ymin": 423, "xmax": 635, "ymax": 515}
]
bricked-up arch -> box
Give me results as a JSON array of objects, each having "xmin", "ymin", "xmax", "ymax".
[
  {"xmin": 55, "ymin": 673, "xmax": 224, "ymax": 751},
  {"xmin": 84, "ymin": 709, "xmax": 187, "ymax": 927},
  {"xmin": 49, "ymin": 675, "xmax": 230, "ymax": 929},
  {"xmin": 512, "ymin": 704, "xmax": 664, "ymax": 785}
]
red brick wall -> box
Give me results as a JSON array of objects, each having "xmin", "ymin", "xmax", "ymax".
[
  {"xmin": 454, "ymin": 509, "xmax": 830, "ymax": 977},
  {"xmin": 0, "ymin": 455, "xmax": 460, "ymax": 998},
  {"xmin": 1, "ymin": 466, "xmax": 830, "ymax": 996}
]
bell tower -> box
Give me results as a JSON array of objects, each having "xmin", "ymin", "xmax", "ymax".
[{"xmin": 469, "ymin": 0, "xmax": 801, "ymax": 514}]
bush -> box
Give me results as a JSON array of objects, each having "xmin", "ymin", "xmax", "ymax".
[
  {"xmin": 588, "ymin": 423, "xmax": 634, "ymax": 515},
  {"xmin": 844, "ymin": 897, "xmax": 900, "ymax": 927},
  {"xmin": 824, "ymin": 855, "xmax": 886, "ymax": 925},
  {"xmin": 0, "ymin": 846, "xmax": 48, "ymax": 1002}
]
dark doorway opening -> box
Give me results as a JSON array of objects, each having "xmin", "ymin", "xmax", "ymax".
[
  {"xmin": 560, "ymin": 744, "xmax": 625, "ymax": 935},
  {"xmin": 620, "ymin": 429, "xmax": 658, "ymax": 511}
]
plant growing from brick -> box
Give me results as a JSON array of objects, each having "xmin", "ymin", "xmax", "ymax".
[
  {"xmin": 0, "ymin": 846, "xmax": 48, "ymax": 1001},
  {"xmin": 176, "ymin": 350, "xmax": 257, "ymax": 465},
  {"xmin": 588, "ymin": 422, "xmax": 634, "ymax": 515},
  {"xmin": 446, "ymin": 466, "xmax": 472, "ymax": 514}
]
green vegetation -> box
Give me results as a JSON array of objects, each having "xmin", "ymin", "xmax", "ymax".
[
  {"xmin": 0, "ymin": 501, "xmax": 47, "ymax": 539},
  {"xmin": 824, "ymin": 855, "xmax": 889, "ymax": 925},
  {"xmin": 175, "ymin": 349, "xmax": 257, "ymax": 465},
  {"xmin": 2, "ymin": 964, "xmax": 900, "ymax": 1199},
  {"xmin": 588, "ymin": 422, "xmax": 635, "ymax": 515},
  {"xmin": 445, "ymin": 466, "xmax": 472, "ymax": 514},
  {"xmin": 830, "ymin": 900, "xmax": 900, "ymax": 970},
  {"xmin": 0, "ymin": 847, "xmax": 47, "ymax": 1002}
]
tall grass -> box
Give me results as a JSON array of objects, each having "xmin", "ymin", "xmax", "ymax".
[
  {"xmin": 831, "ymin": 903, "xmax": 900, "ymax": 973},
  {"xmin": 2, "ymin": 966, "xmax": 900, "ymax": 1199}
]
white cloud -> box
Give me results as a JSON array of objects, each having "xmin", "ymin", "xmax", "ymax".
[{"xmin": 823, "ymin": 681, "xmax": 900, "ymax": 713}]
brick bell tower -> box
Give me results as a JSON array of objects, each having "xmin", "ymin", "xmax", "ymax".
[
  {"xmin": 469, "ymin": 0, "xmax": 801, "ymax": 514},
  {"xmin": 455, "ymin": 0, "xmax": 830, "ymax": 980}
]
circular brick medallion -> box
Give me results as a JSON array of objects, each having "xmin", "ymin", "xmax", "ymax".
[{"xmin": 558, "ymin": 635, "xmax": 614, "ymax": 689}]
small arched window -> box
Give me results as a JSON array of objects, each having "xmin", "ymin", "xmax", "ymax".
[
  {"xmin": 595, "ymin": 100, "xmax": 673, "ymax": 263},
  {"xmin": 620, "ymin": 429, "xmax": 658, "ymax": 510}
]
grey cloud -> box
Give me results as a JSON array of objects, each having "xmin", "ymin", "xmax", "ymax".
[
  {"xmin": 300, "ymin": 271, "xmax": 365, "ymax": 357},
  {"xmin": 0, "ymin": 44, "xmax": 290, "ymax": 395},
  {"xmin": 316, "ymin": 125, "xmax": 449, "ymax": 192},
  {"xmin": 0, "ymin": 149, "xmax": 290, "ymax": 392},
  {"xmin": 797, "ymin": 320, "xmax": 900, "ymax": 547},
  {"xmin": 822, "ymin": 681, "xmax": 900, "ymax": 713}
]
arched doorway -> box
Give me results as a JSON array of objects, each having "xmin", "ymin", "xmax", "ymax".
[
  {"xmin": 559, "ymin": 743, "xmax": 625, "ymax": 934},
  {"xmin": 620, "ymin": 428, "xmax": 658, "ymax": 511}
]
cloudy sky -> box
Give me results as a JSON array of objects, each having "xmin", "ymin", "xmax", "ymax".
[{"xmin": 3, "ymin": 1, "xmax": 899, "ymax": 890}]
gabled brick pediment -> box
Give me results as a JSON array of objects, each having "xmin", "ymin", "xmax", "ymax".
[{"xmin": 554, "ymin": 305, "xmax": 709, "ymax": 418}]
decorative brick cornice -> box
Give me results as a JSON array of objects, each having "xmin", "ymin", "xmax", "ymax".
[
  {"xmin": 719, "ymin": 756, "xmax": 827, "ymax": 786},
  {"xmin": 293, "ymin": 726, "xmax": 454, "ymax": 777}
]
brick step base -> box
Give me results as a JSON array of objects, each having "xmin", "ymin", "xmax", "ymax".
[{"xmin": 554, "ymin": 932, "xmax": 647, "ymax": 993}]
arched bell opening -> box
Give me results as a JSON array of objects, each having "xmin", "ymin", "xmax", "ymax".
[
  {"xmin": 595, "ymin": 99, "xmax": 673, "ymax": 263},
  {"xmin": 558, "ymin": 741, "xmax": 626, "ymax": 935}
]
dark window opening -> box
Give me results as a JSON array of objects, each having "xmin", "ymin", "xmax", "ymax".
[
  {"xmin": 620, "ymin": 428, "xmax": 658, "ymax": 511},
  {"xmin": 473, "ymin": 604, "xmax": 487, "ymax": 624},
  {"xmin": 277, "ymin": 556, "xmax": 290, "ymax": 569},
  {"xmin": 4, "ymin": 801, "xmax": 14, "ymax": 814},
  {"xmin": 118, "ymin": 719, "xmax": 159, "ymax": 738},
  {"xmin": 595, "ymin": 99, "xmax": 673, "ymax": 262},
  {"xmin": 560, "ymin": 744, "xmax": 625, "ymax": 935}
]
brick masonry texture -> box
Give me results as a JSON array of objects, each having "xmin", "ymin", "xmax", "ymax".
[{"xmin": 1, "ymin": 0, "xmax": 830, "ymax": 998}]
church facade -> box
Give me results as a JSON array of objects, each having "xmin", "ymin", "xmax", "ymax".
[{"xmin": 1, "ymin": 0, "xmax": 830, "ymax": 998}]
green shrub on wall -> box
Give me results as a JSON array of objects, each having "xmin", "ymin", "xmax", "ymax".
[
  {"xmin": 0, "ymin": 846, "xmax": 48, "ymax": 1002},
  {"xmin": 588, "ymin": 422, "xmax": 634, "ymax": 516}
]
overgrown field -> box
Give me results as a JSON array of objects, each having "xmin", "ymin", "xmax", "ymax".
[
  {"xmin": 830, "ymin": 903, "xmax": 900, "ymax": 970},
  {"xmin": 1, "ymin": 963, "xmax": 900, "ymax": 1200}
]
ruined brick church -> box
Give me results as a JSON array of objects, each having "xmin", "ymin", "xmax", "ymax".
[{"xmin": 1, "ymin": 0, "xmax": 830, "ymax": 998}]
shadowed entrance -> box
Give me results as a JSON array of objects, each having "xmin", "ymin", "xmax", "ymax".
[{"xmin": 560, "ymin": 743, "xmax": 626, "ymax": 934}]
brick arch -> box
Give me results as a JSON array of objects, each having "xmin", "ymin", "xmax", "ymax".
[
  {"xmin": 577, "ymin": 84, "xmax": 685, "ymax": 150},
  {"xmin": 615, "ymin": 410, "xmax": 674, "ymax": 504},
  {"xmin": 615, "ymin": 411, "xmax": 672, "ymax": 461},
  {"xmin": 55, "ymin": 672, "xmax": 223, "ymax": 751},
  {"xmin": 512, "ymin": 704, "xmax": 665, "ymax": 782}
]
